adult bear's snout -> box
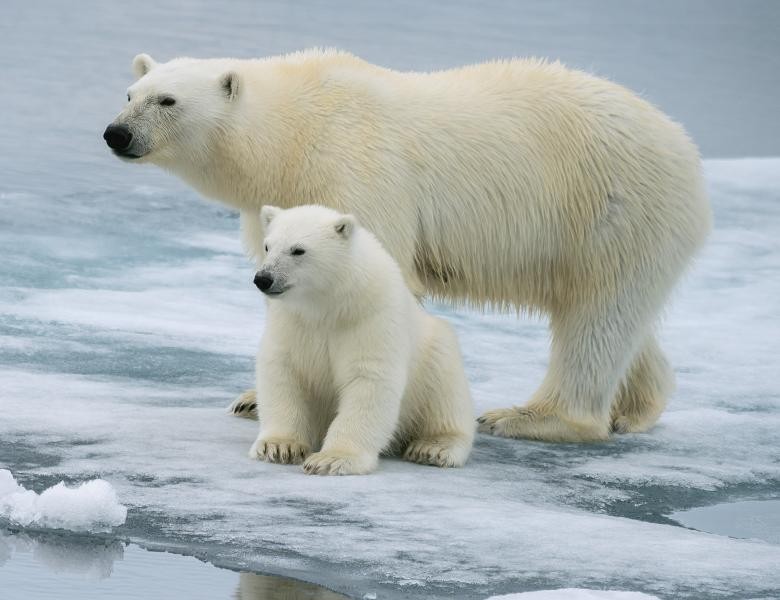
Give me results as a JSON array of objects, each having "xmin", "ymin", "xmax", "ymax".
[
  {"xmin": 103, "ymin": 124, "xmax": 133, "ymax": 151},
  {"xmin": 254, "ymin": 272, "xmax": 274, "ymax": 292}
]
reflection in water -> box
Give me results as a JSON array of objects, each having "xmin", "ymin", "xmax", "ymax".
[
  {"xmin": 0, "ymin": 531, "xmax": 14, "ymax": 565},
  {"xmin": 1, "ymin": 529, "xmax": 124, "ymax": 578},
  {"xmin": 234, "ymin": 571, "xmax": 349, "ymax": 599},
  {"xmin": 0, "ymin": 529, "xmax": 350, "ymax": 599},
  {"xmin": 32, "ymin": 534, "xmax": 124, "ymax": 579}
]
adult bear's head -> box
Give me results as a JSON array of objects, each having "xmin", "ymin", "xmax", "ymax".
[{"xmin": 103, "ymin": 54, "xmax": 240, "ymax": 166}]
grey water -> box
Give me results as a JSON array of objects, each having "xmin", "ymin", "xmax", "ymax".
[
  {"xmin": 2, "ymin": 1, "xmax": 780, "ymax": 599},
  {"xmin": 0, "ymin": 529, "xmax": 347, "ymax": 600},
  {"xmin": 672, "ymin": 500, "xmax": 780, "ymax": 545}
]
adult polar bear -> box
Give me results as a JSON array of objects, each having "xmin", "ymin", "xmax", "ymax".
[{"xmin": 104, "ymin": 49, "xmax": 711, "ymax": 442}]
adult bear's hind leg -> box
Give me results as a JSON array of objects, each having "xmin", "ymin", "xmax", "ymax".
[
  {"xmin": 478, "ymin": 293, "xmax": 651, "ymax": 442},
  {"xmin": 611, "ymin": 335, "xmax": 673, "ymax": 434}
]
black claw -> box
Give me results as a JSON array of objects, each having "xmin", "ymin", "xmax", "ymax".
[{"xmin": 476, "ymin": 417, "xmax": 485, "ymax": 423}]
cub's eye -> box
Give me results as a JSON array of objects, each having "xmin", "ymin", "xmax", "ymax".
[
  {"xmin": 291, "ymin": 247, "xmax": 306, "ymax": 256},
  {"xmin": 264, "ymin": 244, "xmax": 269, "ymax": 252},
  {"xmin": 160, "ymin": 97, "xmax": 176, "ymax": 106},
  {"xmin": 127, "ymin": 94, "xmax": 131, "ymax": 102}
]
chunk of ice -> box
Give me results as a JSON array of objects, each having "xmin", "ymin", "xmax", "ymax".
[{"xmin": 0, "ymin": 469, "xmax": 127, "ymax": 531}]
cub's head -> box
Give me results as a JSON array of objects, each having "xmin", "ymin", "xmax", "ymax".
[
  {"xmin": 254, "ymin": 205, "xmax": 357, "ymax": 302},
  {"xmin": 103, "ymin": 54, "xmax": 240, "ymax": 164}
]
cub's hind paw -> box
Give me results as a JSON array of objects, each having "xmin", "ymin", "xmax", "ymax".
[
  {"xmin": 228, "ymin": 389, "xmax": 258, "ymax": 419},
  {"xmin": 403, "ymin": 436, "xmax": 469, "ymax": 468}
]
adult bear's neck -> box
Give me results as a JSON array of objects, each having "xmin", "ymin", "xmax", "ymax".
[{"xmin": 171, "ymin": 69, "xmax": 336, "ymax": 213}]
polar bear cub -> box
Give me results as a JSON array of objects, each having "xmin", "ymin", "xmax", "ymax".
[{"xmin": 248, "ymin": 205, "xmax": 475, "ymax": 475}]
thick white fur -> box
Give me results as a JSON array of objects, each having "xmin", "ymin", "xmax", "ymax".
[
  {"xmin": 110, "ymin": 49, "xmax": 711, "ymax": 442},
  {"xmin": 247, "ymin": 205, "xmax": 474, "ymax": 475}
]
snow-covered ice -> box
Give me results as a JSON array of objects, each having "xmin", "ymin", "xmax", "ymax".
[{"xmin": 0, "ymin": 470, "xmax": 127, "ymax": 531}]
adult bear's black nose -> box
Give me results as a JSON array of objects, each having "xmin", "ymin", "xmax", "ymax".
[
  {"xmin": 103, "ymin": 124, "xmax": 133, "ymax": 150},
  {"xmin": 254, "ymin": 272, "xmax": 274, "ymax": 292}
]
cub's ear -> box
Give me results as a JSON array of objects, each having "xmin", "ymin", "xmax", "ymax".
[
  {"xmin": 334, "ymin": 214, "xmax": 357, "ymax": 239},
  {"xmin": 220, "ymin": 71, "xmax": 240, "ymax": 101},
  {"xmin": 132, "ymin": 53, "xmax": 157, "ymax": 79},
  {"xmin": 260, "ymin": 205, "xmax": 281, "ymax": 229}
]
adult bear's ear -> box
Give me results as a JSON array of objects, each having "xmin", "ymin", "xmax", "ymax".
[
  {"xmin": 334, "ymin": 214, "xmax": 357, "ymax": 239},
  {"xmin": 261, "ymin": 205, "xmax": 281, "ymax": 229},
  {"xmin": 220, "ymin": 71, "xmax": 240, "ymax": 101},
  {"xmin": 132, "ymin": 53, "xmax": 157, "ymax": 79}
]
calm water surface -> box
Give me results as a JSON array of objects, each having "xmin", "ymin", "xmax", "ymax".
[{"xmin": 0, "ymin": 529, "xmax": 348, "ymax": 600}]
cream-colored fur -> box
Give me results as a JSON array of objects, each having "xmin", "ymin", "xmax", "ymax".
[
  {"xmin": 247, "ymin": 205, "xmax": 474, "ymax": 475},
  {"xmin": 109, "ymin": 49, "xmax": 711, "ymax": 442}
]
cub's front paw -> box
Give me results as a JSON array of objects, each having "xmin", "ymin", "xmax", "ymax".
[
  {"xmin": 249, "ymin": 436, "xmax": 310, "ymax": 465},
  {"xmin": 302, "ymin": 450, "xmax": 377, "ymax": 476},
  {"xmin": 403, "ymin": 435, "xmax": 470, "ymax": 468}
]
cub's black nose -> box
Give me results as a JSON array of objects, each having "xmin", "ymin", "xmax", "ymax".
[
  {"xmin": 254, "ymin": 272, "xmax": 274, "ymax": 292},
  {"xmin": 103, "ymin": 124, "xmax": 133, "ymax": 150}
]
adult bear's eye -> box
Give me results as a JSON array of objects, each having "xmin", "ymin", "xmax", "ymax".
[
  {"xmin": 160, "ymin": 97, "xmax": 176, "ymax": 106},
  {"xmin": 264, "ymin": 244, "xmax": 269, "ymax": 252},
  {"xmin": 127, "ymin": 94, "xmax": 131, "ymax": 102},
  {"xmin": 291, "ymin": 247, "xmax": 305, "ymax": 256}
]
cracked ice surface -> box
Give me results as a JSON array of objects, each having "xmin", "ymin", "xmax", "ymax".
[{"xmin": 1, "ymin": 158, "xmax": 779, "ymax": 599}]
